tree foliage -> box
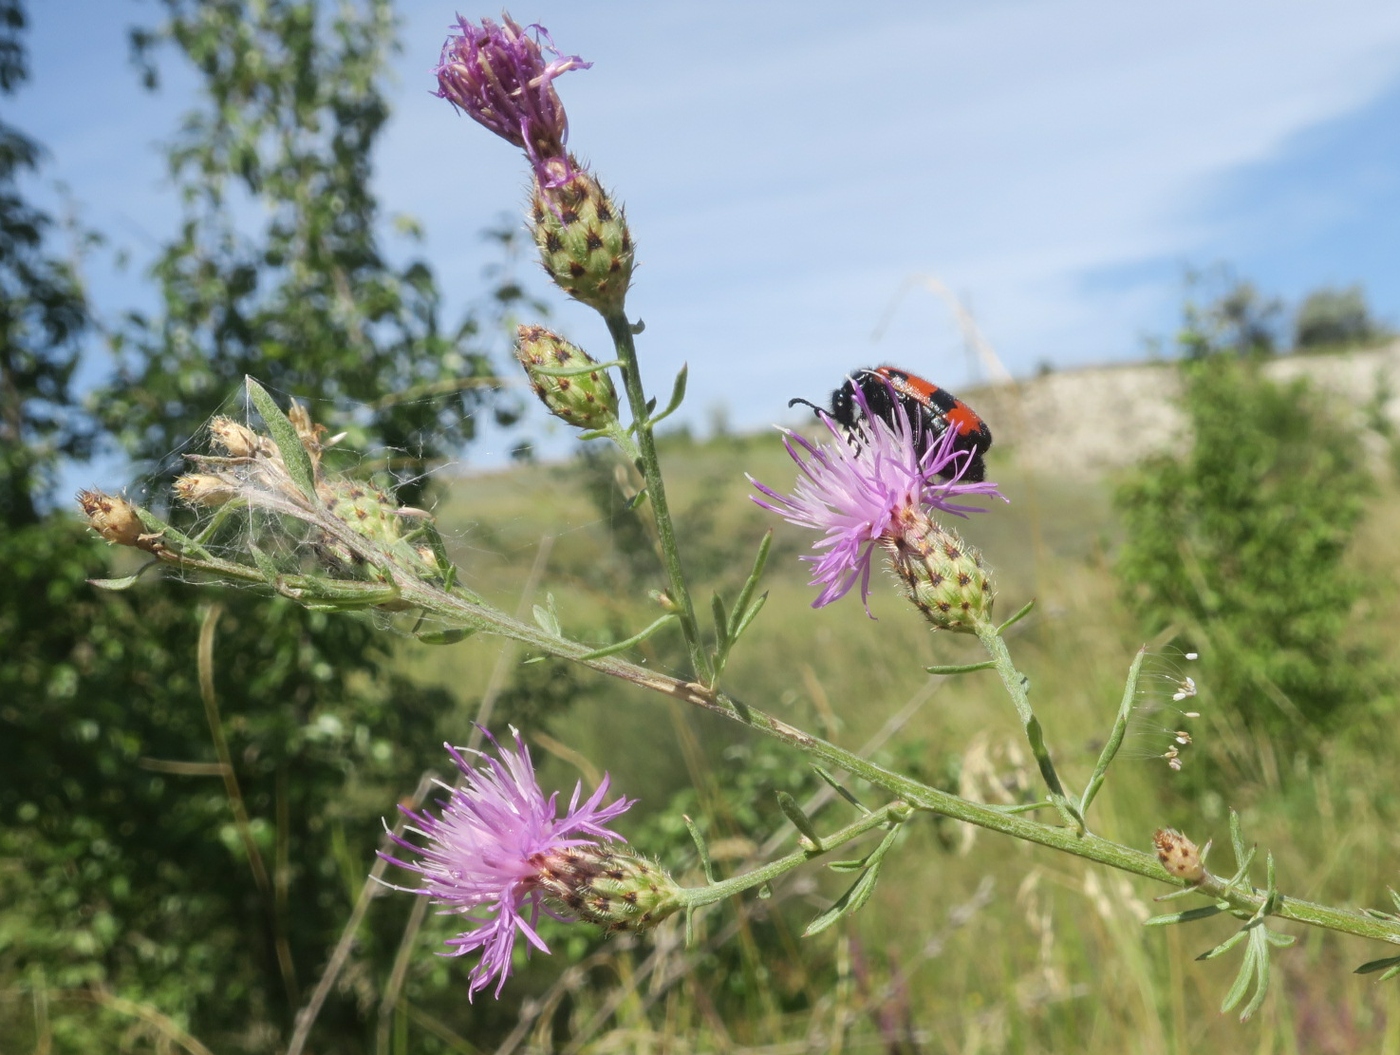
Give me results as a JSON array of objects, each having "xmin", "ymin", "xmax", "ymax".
[
  {"xmin": 1117, "ymin": 288, "xmax": 1379, "ymax": 758},
  {"xmin": 2, "ymin": 1, "xmax": 534, "ymax": 1050}
]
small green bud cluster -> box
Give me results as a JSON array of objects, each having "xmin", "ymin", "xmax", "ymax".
[
  {"xmin": 515, "ymin": 324, "xmax": 620, "ymax": 430},
  {"xmin": 883, "ymin": 508, "xmax": 994, "ymax": 632},
  {"xmin": 533, "ymin": 843, "xmax": 683, "ymax": 932},
  {"xmin": 531, "ymin": 163, "xmax": 634, "ymax": 315}
]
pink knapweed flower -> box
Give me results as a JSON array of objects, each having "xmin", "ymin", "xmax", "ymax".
[
  {"xmin": 434, "ymin": 13, "xmax": 589, "ymax": 189},
  {"xmin": 749, "ymin": 383, "xmax": 1004, "ymax": 612},
  {"xmin": 380, "ymin": 730, "xmax": 632, "ymax": 998}
]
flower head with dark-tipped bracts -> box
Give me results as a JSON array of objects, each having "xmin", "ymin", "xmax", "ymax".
[
  {"xmin": 749, "ymin": 382, "xmax": 1004, "ymax": 613},
  {"xmin": 434, "ymin": 13, "xmax": 590, "ymax": 190},
  {"xmin": 380, "ymin": 730, "xmax": 633, "ymax": 999}
]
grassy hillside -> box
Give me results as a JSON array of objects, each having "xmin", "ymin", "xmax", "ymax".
[{"xmin": 398, "ymin": 424, "xmax": 1400, "ymax": 1054}]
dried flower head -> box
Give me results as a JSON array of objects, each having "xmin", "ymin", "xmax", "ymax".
[
  {"xmin": 434, "ymin": 13, "xmax": 590, "ymax": 189},
  {"xmin": 749, "ymin": 382, "xmax": 1003, "ymax": 612},
  {"xmin": 1154, "ymin": 828, "xmax": 1206, "ymax": 883},
  {"xmin": 77, "ymin": 489, "xmax": 159, "ymax": 551},
  {"xmin": 380, "ymin": 731, "xmax": 635, "ymax": 998}
]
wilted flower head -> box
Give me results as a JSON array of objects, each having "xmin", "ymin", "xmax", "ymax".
[
  {"xmin": 434, "ymin": 13, "xmax": 590, "ymax": 189},
  {"xmin": 380, "ymin": 730, "xmax": 633, "ymax": 999},
  {"xmin": 749, "ymin": 382, "xmax": 1003, "ymax": 612}
]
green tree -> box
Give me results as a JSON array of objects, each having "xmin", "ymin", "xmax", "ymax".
[
  {"xmin": 1117, "ymin": 311, "xmax": 1377, "ymax": 765},
  {"xmin": 2, "ymin": 1, "xmax": 533, "ymax": 1050},
  {"xmin": 1293, "ymin": 284, "xmax": 1387, "ymax": 350}
]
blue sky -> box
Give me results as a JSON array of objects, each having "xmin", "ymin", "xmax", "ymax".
[{"xmin": 14, "ymin": 0, "xmax": 1400, "ymax": 465}]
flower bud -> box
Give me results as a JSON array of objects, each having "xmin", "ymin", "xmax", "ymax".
[
  {"xmin": 174, "ymin": 473, "xmax": 238, "ymax": 507},
  {"xmin": 533, "ymin": 844, "xmax": 683, "ymax": 932},
  {"xmin": 208, "ymin": 416, "xmax": 271, "ymax": 459},
  {"xmin": 318, "ymin": 478, "xmax": 404, "ymax": 550},
  {"xmin": 515, "ymin": 324, "xmax": 620, "ymax": 429},
  {"xmin": 531, "ymin": 165, "xmax": 634, "ymax": 315},
  {"xmin": 77, "ymin": 490, "xmax": 152, "ymax": 550},
  {"xmin": 883, "ymin": 508, "xmax": 994, "ymax": 632},
  {"xmin": 1153, "ymin": 828, "xmax": 1206, "ymax": 884}
]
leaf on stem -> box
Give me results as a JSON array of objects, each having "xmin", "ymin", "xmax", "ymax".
[
  {"xmin": 683, "ymin": 814, "xmax": 717, "ymax": 885},
  {"xmin": 924, "ymin": 660, "xmax": 997, "ymax": 675},
  {"xmin": 647, "ymin": 363, "xmax": 688, "ymax": 428},
  {"xmin": 1355, "ymin": 955, "xmax": 1400, "ymax": 978},
  {"xmin": 532, "ymin": 595, "xmax": 563, "ymax": 637},
  {"xmin": 811, "ymin": 765, "xmax": 870, "ymax": 814},
  {"xmin": 1079, "ymin": 646, "xmax": 1146, "ymax": 816},
  {"xmin": 776, "ymin": 791, "xmax": 823, "ymax": 850},
  {"xmin": 246, "ymin": 377, "xmax": 317, "ymax": 503},
  {"xmin": 803, "ymin": 825, "xmax": 901, "ymax": 937},
  {"xmin": 1144, "ymin": 904, "xmax": 1226, "ymax": 927},
  {"xmin": 573, "ymin": 614, "xmax": 677, "ymax": 660},
  {"xmin": 996, "ymin": 598, "xmax": 1035, "ymax": 634},
  {"xmin": 89, "ymin": 560, "xmax": 163, "ymax": 591}
]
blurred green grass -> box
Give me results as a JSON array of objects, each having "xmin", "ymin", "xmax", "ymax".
[{"xmin": 389, "ymin": 428, "xmax": 1400, "ymax": 1053}]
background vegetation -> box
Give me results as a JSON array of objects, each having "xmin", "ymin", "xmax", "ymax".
[{"xmin": 4, "ymin": 0, "xmax": 1400, "ymax": 1052}]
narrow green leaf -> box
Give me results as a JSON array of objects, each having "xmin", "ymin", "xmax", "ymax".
[
  {"xmin": 532, "ymin": 595, "xmax": 562, "ymax": 637},
  {"xmin": 530, "ymin": 357, "xmax": 624, "ymax": 378},
  {"xmin": 728, "ymin": 531, "xmax": 772, "ymax": 638},
  {"xmin": 88, "ymin": 560, "xmax": 163, "ymax": 591},
  {"xmin": 1238, "ymin": 930, "xmax": 1271, "ymax": 1021},
  {"xmin": 1229, "ymin": 810, "xmax": 1247, "ymax": 870},
  {"xmin": 996, "ymin": 598, "xmax": 1035, "ymax": 633},
  {"xmin": 647, "ymin": 363, "xmax": 688, "ymax": 427},
  {"xmin": 416, "ymin": 628, "xmax": 477, "ymax": 645},
  {"xmin": 811, "ymin": 765, "xmax": 870, "ymax": 814},
  {"xmin": 711, "ymin": 592, "xmax": 730, "ymax": 650},
  {"xmin": 683, "ymin": 814, "xmax": 716, "ymax": 885},
  {"xmin": 1219, "ymin": 939, "xmax": 1258, "ymax": 1016},
  {"xmin": 1381, "ymin": 965, "xmax": 1400, "ymax": 982},
  {"xmin": 1080, "ymin": 646, "xmax": 1147, "ymax": 816},
  {"xmin": 1144, "ymin": 905, "xmax": 1225, "ymax": 927},
  {"xmin": 246, "ymin": 376, "xmax": 317, "ymax": 502},
  {"xmin": 89, "ymin": 574, "xmax": 143, "ymax": 591},
  {"xmin": 803, "ymin": 826, "xmax": 900, "ymax": 937},
  {"xmin": 574, "ymin": 614, "xmax": 677, "ymax": 661},
  {"xmin": 1355, "ymin": 955, "xmax": 1400, "ymax": 975},
  {"xmin": 730, "ymin": 592, "xmax": 768, "ymax": 642},
  {"xmin": 776, "ymin": 791, "xmax": 822, "ymax": 850},
  {"xmin": 248, "ymin": 542, "xmax": 281, "ymax": 584},
  {"xmin": 924, "ymin": 660, "xmax": 997, "ymax": 675},
  {"xmin": 626, "ymin": 486, "xmax": 647, "ymax": 511},
  {"xmin": 1197, "ymin": 928, "xmax": 1249, "ymax": 961},
  {"xmin": 826, "ymin": 859, "xmax": 868, "ymax": 873}
]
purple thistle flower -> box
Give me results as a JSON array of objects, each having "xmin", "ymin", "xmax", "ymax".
[
  {"xmin": 379, "ymin": 730, "xmax": 632, "ymax": 999},
  {"xmin": 434, "ymin": 13, "xmax": 590, "ymax": 190},
  {"xmin": 749, "ymin": 383, "xmax": 1004, "ymax": 612}
]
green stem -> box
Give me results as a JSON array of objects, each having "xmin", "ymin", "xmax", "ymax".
[
  {"xmin": 678, "ymin": 802, "xmax": 909, "ymax": 910},
  {"xmin": 975, "ymin": 622, "xmax": 1084, "ymax": 832},
  {"xmin": 153, "ymin": 550, "xmax": 1400, "ymax": 952},
  {"xmin": 603, "ymin": 311, "xmax": 711, "ymax": 681}
]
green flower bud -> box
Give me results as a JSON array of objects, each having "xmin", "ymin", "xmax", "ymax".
[
  {"xmin": 531, "ymin": 162, "xmax": 634, "ymax": 315},
  {"xmin": 883, "ymin": 508, "xmax": 994, "ymax": 633},
  {"xmin": 534, "ymin": 843, "xmax": 684, "ymax": 932},
  {"xmin": 515, "ymin": 324, "xmax": 620, "ymax": 430}
]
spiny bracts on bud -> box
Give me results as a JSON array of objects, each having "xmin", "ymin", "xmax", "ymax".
[
  {"xmin": 1154, "ymin": 828, "xmax": 1206, "ymax": 884},
  {"xmin": 883, "ymin": 507, "xmax": 994, "ymax": 633},
  {"xmin": 533, "ymin": 843, "xmax": 683, "ymax": 932},
  {"xmin": 515, "ymin": 324, "xmax": 620, "ymax": 429},
  {"xmin": 531, "ymin": 163, "xmax": 634, "ymax": 315},
  {"xmin": 77, "ymin": 490, "xmax": 158, "ymax": 551}
]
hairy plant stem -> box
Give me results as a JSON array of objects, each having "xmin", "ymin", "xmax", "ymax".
[
  {"xmin": 143, "ymin": 522, "xmax": 1400, "ymax": 952},
  {"xmin": 371, "ymin": 574, "xmax": 1400, "ymax": 950},
  {"xmin": 676, "ymin": 802, "xmax": 911, "ymax": 910},
  {"xmin": 603, "ymin": 311, "xmax": 711, "ymax": 682},
  {"xmin": 974, "ymin": 621, "xmax": 1084, "ymax": 831}
]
